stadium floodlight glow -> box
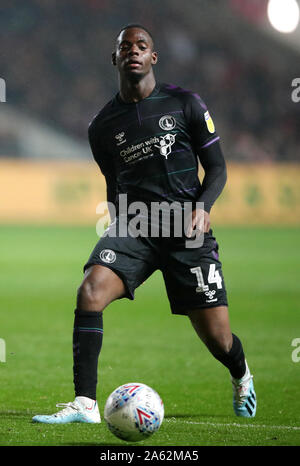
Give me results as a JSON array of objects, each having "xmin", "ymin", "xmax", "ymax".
[{"xmin": 267, "ymin": 0, "xmax": 300, "ymax": 33}]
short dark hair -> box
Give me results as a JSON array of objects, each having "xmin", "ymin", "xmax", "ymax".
[{"xmin": 116, "ymin": 23, "xmax": 154, "ymax": 47}]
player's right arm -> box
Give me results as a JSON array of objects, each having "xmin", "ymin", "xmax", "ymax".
[{"xmin": 88, "ymin": 117, "xmax": 117, "ymax": 222}]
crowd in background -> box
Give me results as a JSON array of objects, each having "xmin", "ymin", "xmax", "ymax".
[{"xmin": 1, "ymin": 0, "xmax": 299, "ymax": 161}]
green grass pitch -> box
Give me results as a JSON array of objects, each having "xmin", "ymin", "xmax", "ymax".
[{"xmin": 0, "ymin": 225, "xmax": 300, "ymax": 447}]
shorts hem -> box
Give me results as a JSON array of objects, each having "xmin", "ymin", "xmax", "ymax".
[
  {"xmin": 170, "ymin": 300, "xmax": 228, "ymax": 316},
  {"xmin": 83, "ymin": 261, "xmax": 135, "ymax": 301}
]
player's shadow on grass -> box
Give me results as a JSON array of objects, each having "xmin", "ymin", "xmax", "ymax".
[
  {"xmin": 64, "ymin": 442, "xmax": 127, "ymax": 446},
  {"xmin": 0, "ymin": 410, "xmax": 31, "ymax": 417},
  {"xmin": 165, "ymin": 413, "xmax": 229, "ymax": 420},
  {"xmin": 165, "ymin": 414, "xmax": 199, "ymax": 419}
]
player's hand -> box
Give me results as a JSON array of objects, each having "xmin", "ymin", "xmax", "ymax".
[{"xmin": 186, "ymin": 208, "xmax": 210, "ymax": 238}]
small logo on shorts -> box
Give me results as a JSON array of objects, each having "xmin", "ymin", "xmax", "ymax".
[
  {"xmin": 99, "ymin": 249, "xmax": 116, "ymax": 264},
  {"xmin": 205, "ymin": 290, "xmax": 217, "ymax": 303},
  {"xmin": 159, "ymin": 115, "xmax": 176, "ymax": 131}
]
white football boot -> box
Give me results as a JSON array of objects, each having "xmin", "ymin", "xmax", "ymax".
[
  {"xmin": 231, "ymin": 361, "xmax": 257, "ymax": 417},
  {"xmin": 32, "ymin": 396, "xmax": 101, "ymax": 424}
]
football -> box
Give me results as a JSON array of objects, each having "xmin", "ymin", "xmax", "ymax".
[{"xmin": 104, "ymin": 383, "xmax": 164, "ymax": 442}]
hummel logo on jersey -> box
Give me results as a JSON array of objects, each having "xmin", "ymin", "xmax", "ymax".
[
  {"xmin": 99, "ymin": 249, "xmax": 116, "ymax": 264},
  {"xmin": 155, "ymin": 134, "xmax": 176, "ymax": 159},
  {"xmin": 115, "ymin": 132, "xmax": 126, "ymax": 146}
]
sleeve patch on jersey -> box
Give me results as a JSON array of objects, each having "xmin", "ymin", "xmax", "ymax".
[{"xmin": 204, "ymin": 111, "xmax": 215, "ymax": 134}]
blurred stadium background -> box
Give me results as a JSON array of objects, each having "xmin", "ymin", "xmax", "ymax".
[{"xmin": 1, "ymin": 0, "xmax": 300, "ymax": 226}]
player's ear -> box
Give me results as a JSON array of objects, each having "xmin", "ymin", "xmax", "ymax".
[
  {"xmin": 151, "ymin": 51, "xmax": 158, "ymax": 65},
  {"xmin": 112, "ymin": 52, "xmax": 117, "ymax": 66}
]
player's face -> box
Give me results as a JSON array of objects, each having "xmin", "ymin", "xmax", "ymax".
[{"xmin": 113, "ymin": 28, "xmax": 157, "ymax": 80}]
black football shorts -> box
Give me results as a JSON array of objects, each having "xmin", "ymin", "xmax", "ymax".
[{"xmin": 84, "ymin": 218, "xmax": 228, "ymax": 315}]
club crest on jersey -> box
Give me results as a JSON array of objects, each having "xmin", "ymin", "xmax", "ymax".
[
  {"xmin": 99, "ymin": 249, "xmax": 116, "ymax": 264},
  {"xmin": 154, "ymin": 133, "xmax": 176, "ymax": 159},
  {"xmin": 204, "ymin": 111, "xmax": 215, "ymax": 134},
  {"xmin": 159, "ymin": 115, "xmax": 176, "ymax": 131},
  {"xmin": 115, "ymin": 132, "xmax": 126, "ymax": 146}
]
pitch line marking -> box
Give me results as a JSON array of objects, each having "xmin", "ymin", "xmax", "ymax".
[{"xmin": 165, "ymin": 418, "xmax": 300, "ymax": 431}]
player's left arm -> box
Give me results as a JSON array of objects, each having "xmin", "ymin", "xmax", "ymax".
[
  {"xmin": 193, "ymin": 141, "xmax": 227, "ymax": 234},
  {"xmin": 185, "ymin": 94, "xmax": 227, "ymax": 236}
]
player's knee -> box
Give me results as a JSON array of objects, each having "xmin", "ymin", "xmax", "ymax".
[
  {"xmin": 205, "ymin": 333, "xmax": 232, "ymax": 356},
  {"xmin": 77, "ymin": 277, "xmax": 106, "ymax": 311}
]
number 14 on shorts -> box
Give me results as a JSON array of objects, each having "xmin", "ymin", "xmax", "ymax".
[{"xmin": 190, "ymin": 264, "xmax": 222, "ymax": 293}]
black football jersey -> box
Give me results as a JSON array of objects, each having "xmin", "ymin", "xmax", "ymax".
[{"xmin": 88, "ymin": 82, "xmax": 226, "ymax": 213}]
